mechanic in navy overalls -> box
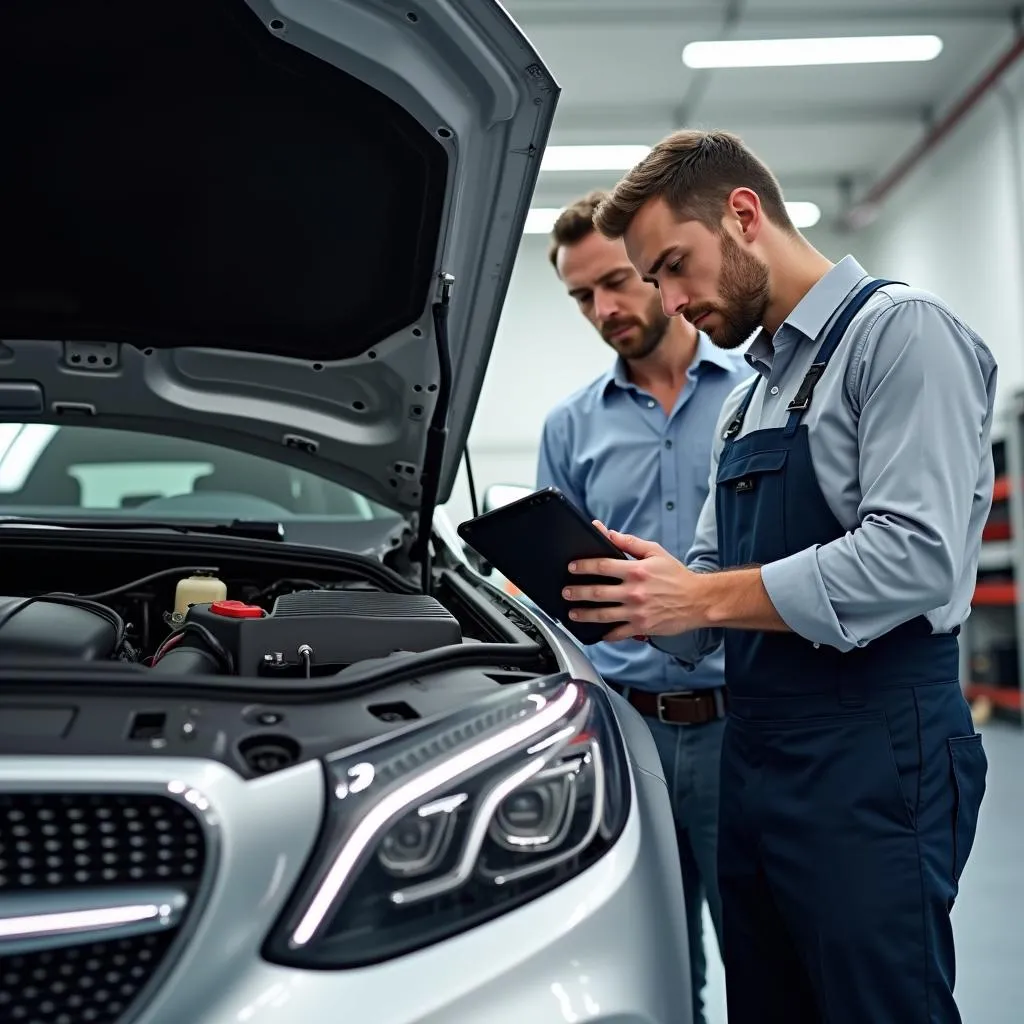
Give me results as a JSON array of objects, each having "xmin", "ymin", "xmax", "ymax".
[{"xmin": 562, "ymin": 128, "xmax": 994, "ymax": 1024}]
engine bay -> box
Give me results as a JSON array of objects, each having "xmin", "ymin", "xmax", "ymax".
[
  {"xmin": 0, "ymin": 577, "xmax": 467, "ymax": 678},
  {"xmin": 0, "ymin": 534, "xmax": 548, "ymax": 676},
  {"xmin": 0, "ymin": 530, "xmax": 562, "ymax": 777}
]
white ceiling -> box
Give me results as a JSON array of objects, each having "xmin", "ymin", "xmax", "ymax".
[{"xmin": 504, "ymin": 0, "xmax": 1020, "ymax": 230}]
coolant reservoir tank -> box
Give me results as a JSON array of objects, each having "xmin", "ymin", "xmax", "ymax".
[{"xmin": 173, "ymin": 574, "xmax": 228, "ymax": 622}]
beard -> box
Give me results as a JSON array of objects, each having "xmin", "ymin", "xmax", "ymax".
[
  {"xmin": 688, "ymin": 231, "xmax": 770, "ymax": 350},
  {"xmin": 601, "ymin": 295, "xmax": 671, "ymax": 362}
]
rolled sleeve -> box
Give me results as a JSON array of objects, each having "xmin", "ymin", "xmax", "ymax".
[
  {"xmin": 761, "ymin": 298, "xmax": 996, "ymax": 650},
  {"xmin": 760, "ymin": 547, "xmax": 855, "ymax": 651}
]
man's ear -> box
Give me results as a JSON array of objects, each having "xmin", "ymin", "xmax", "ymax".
[{"xmin": 726, "ymin": 187, "xmax": 763, "ymax": 240}]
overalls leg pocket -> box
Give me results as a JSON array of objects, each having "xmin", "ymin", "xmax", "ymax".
[{"xmin": 947, "ymin": 733, "xmax": 987, "ymax": 883}]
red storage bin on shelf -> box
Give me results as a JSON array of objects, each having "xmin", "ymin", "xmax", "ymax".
[{"xmin": 982, "ymin": 477, "xmax": 1011, "ymax": 540}]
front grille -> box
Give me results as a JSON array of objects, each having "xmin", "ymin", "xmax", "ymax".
[
  {"xmin": 0, "ymin": 931, "xmax": 177, "ymax": 1024},
  {"xmin": 0, "ymin": 792, "xmax": 208, "ymax": 1024},
  {"xmin": 0, "ymin": 792, "xmax": 204, "ymax": 891}
]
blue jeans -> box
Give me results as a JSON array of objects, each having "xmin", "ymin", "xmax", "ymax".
[{"xmin": 638, "ymin": 705, "xmax": 725, "ymax": 1024}]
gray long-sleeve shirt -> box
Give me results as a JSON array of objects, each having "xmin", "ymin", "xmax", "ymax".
[{"xmin": 653, "ymin": 254, "xmax": 999, "ymax": 668}]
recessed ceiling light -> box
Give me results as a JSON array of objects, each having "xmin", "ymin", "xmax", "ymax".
[
  {"xmin": 523, "ymin": 208, "xmax": 563, "ymax": 234},
  {"xmin": 524, "ymin": 201, "xmax": 822, "ymax": 235},
  {"xmin": 785, "ymin": 201, "xmax": 821, "ymax": 228},
  {"xmin": 682, "ymin": 35, "xmax": 943, "ymax": 68},
  {"xmin": 540, "ymin": 145, "xmax": 651, "ymax": 172}
]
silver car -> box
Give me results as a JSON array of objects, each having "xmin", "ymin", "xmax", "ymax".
[{"xmin": 0, "ymin": 2, "xmax": 693, "ymax": 1022}]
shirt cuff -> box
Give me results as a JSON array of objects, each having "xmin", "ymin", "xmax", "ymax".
[
  {"xmin": 649, "ymin": 627, "xmax": 722, "ymax": 669},
  {"xmin": 759, "ymin": 547, "xmax": 857, "ymax": 652}
]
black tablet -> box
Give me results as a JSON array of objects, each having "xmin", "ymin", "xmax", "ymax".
[{"xmin": 457, "ymin": 486, "xmax": 628, "ymax": 645}]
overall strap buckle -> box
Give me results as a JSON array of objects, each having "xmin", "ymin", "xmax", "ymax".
[
  {"xmin": 722, "ymin": 415, "xmax": 743, "ymax": 440},
  {"xmin": 787, "ymin": 362, "xmax": 827, "ymax": 412},
  {"xmin": 722, "ymin": 374, "xmax": 763, "ymax": 441}
]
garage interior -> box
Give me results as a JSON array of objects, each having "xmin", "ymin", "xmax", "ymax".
[
  {"xmin": 443, "ymin": 2, "xmax": 1024, "ymax": 1021},
  {"xmin": 0, "ymin": 2, "xmax": 1021, "ymax": 1022}
]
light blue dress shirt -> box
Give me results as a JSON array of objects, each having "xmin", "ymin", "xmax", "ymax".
[
  {"xmin": 536, "ymin": 332, "xmax": 753, "ymax": 692},
  {"xmin": 654, "ymin": 255, "xmax": 999, "ymax": 668}
]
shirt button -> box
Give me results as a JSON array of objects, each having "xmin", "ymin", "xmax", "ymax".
[
  {"xmin": 770, "ymin": 386, "xmax": 780, "ymax": 395},
  {"xmin": 647, "ymin": 400, "xmax": 656, "ymax": 408},
  {"xmin": 664, "ymin": 439, "xmax": 673, "ymax": 449},
  {"xmin": 666, "ymin": 501, "xmax": 675, "ymax": 511}
]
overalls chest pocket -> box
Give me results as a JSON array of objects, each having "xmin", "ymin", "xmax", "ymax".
[{"xmin": 715, "ymin": 446, "xmax": 789, "ymax": 567}]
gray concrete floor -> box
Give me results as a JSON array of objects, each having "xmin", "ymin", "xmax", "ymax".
[{"xmin": 701, "ymin": 719, "xmax": 1024, "ymax": 1024}]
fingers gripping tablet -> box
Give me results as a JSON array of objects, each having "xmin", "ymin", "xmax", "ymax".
[{"xmin": 457, "ymin": 487, "xmax": 628, "ymax": 645}]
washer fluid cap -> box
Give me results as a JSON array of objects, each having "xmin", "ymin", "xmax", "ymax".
[{"xmin": 210, "ymin": 600, "xmax": 265, "ymax": 618}]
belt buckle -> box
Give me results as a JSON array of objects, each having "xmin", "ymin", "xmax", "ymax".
[{"xmin": 656, "ymin": 690, "xmax": 694, "ymax": 724}]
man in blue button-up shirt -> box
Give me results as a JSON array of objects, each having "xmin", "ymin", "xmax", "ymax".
[{"xmin": 537, "ymin": 190, "xmax": 751, "ymax": 1024}]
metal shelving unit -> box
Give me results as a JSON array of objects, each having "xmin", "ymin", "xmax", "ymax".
[{"xmin": 961, "ymin": 390, "xmax": 1024, "ymax": 725}]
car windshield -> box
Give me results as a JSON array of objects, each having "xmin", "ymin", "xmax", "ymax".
[{"xmin": 0, "ymin": 424, "xmax": 398, "ymax": 522}]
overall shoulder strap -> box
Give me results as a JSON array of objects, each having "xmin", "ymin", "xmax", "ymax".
[
  {"xmin": 721, "ymin": 373, "xmax": 762, "ymax": 441},
  {"xmin": 783, "ymin": 278, "xmax": 902, "ymax": 436}
]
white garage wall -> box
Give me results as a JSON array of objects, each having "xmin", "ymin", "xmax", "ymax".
[
  {"xmin": 857, "ymin": 61, "xmax": 1024, "ymax": 426},
  {"xmin": 442, "ymin": 222, "xmax": 873, "ymax": 525}
]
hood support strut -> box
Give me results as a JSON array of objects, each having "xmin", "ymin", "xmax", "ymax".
[{"xmin": 414, "ymin": 273, "xmax": 455, "ymax": 594}]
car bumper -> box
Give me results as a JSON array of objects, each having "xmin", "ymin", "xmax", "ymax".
[
  {"xmin": 2, "ymin": 692, "xmax": 691, "ymax": 1024},
  {"xmin": 131, "ymin": 755, "xmax": 691, "ymax": 1024},
  {"xmin": 232, "ymin": 781, "xmax": 684, "ymax": 1024}
]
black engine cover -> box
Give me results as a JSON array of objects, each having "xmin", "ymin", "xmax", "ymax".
[{"xmin": 164, "ymin": 590, "xmax": 462, "ymax": 676}]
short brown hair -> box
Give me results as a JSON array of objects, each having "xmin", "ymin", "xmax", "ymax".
[
  {"xmin": 547, "ymin": 189, "xmax": 609, "ymax": 268},
  {"xmin": 594, "ymin": 129, "xmax": 794, "ymax": 239}
]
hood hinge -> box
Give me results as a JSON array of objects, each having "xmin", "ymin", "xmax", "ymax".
[{"xmin": 413, "ymin": 272, "xmax": 455, "ymax": 594}]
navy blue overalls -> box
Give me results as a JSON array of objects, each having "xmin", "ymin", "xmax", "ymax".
[{"xmin": 713, "ymin": 279, "xmax": 989, "ymax": 1023}]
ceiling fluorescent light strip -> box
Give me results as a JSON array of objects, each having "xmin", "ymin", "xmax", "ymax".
[
  {"xmin": 682, "ymin": 35, "xmax": 943, "ymax": 69},
  {"xmin": 540, "ymin": 145, "xmax": 652, "ymax": 172},
  {"xmin": 524, "ymin": 201, "xmax": 821, "ymax": 234}
]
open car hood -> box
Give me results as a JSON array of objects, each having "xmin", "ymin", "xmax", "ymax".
[{"xmin": 0, "ymin": 0, "xmax": 558, "ymax": 515}]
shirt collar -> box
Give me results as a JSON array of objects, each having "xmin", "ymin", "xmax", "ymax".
[
  {"xmin": 692, "ymin": 328, "xmax": 740, "ymax": 373},
  {"xmin": 744, "ymin": 254, "xmax": 870, "ymax": 376},
  {"xmin": 601, "ymin": 329, "xmax": 733, "ymax": 396},
  {"xmin": 599, "ymin": 359, "xmax": 629, "ymax": 394}
]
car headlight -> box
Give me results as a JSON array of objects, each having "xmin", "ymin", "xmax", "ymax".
[{"xmin": 262, "ymin": 673, "xmax": 630, "ymax": 967}]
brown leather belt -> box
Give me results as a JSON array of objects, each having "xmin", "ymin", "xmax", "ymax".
[{"xmin": 607, "ymin": 682, "xmax": 728, "ymax": 725}]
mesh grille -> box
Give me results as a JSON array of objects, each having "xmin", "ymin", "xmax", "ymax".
[
  {"xmin": 0, "ymin": 792, "xmax": 207, "ymax": 1023},
  {"xmin": 0, "ymin": 931, "xmax": 177, "ymax": 1024},
  {"xmin": 0, "ymin": 793, "xmax": 204, "ymax": 891}
]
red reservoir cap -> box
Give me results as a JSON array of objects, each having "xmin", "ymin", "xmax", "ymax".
[{"xmin": 209, "ymin": 600, "xmax": 265, "ymax": 618}]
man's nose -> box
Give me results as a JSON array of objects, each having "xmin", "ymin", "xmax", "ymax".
[
  {"xmin": 594, "ymin": 288, "xmax": 622, "ymax": 322},
  {"xmin": 661, "ymin": 284, "xmax": 689, "ymax": 318}
]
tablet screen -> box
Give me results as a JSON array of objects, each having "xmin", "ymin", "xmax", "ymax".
[{"xmin": 458, "ymin": 487, "xmax": 627, "ymax": 645}]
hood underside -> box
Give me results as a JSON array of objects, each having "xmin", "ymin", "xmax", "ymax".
[{"xmin": 0, "ymin": 0, "xmax": 559, "ymax": 513}]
